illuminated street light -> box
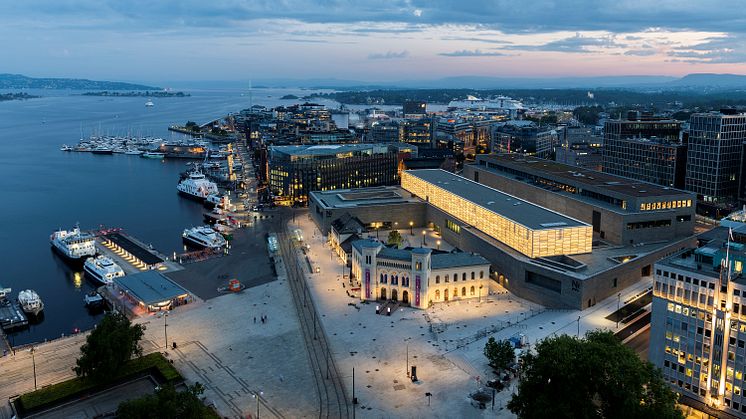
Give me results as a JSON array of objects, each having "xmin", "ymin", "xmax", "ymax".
[
  {"xmin": 253, "ymin": 390, "xmax": 264, "ymax": 418},
  {"xmin": 409, "ymin": 221, "xmax": 414, "ymax": 235},
  {"xmin": 422, "ymin": 230, "xmax": 426, "ymax": 246},
  {"xmin": 436, "ymin": 240, "xmax": 441, "ymax": 250}
]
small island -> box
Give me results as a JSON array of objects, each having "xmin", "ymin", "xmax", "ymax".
[
  {"xmin": 82, "ymin": 91, "xmax": 190, "ymax": 97},
  {"xmin": 0, "ymin": 92, "xmax": 39, "ymax": 102},
  {"xmin": 280, "ymin": 94, "xmax": 299, "ymax": 100}
]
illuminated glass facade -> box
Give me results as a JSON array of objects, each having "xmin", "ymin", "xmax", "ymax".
[{"xmin": 401, "ymin": 170, "xmax": 592, "ymax": 258}]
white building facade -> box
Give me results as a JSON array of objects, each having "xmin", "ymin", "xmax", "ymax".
[{"xmin": 351, "ymin": 239, "xmax": 491, "ymax": 309}]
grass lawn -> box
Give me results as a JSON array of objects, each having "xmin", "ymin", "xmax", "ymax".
[{"xmin": 18, "ymin": 352, "xmax": 182, "ymax": 413}]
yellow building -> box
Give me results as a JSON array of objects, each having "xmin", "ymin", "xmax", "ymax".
[{"xmin": 401, "ymin": 170, "xmax": 592, "ymax": 258}]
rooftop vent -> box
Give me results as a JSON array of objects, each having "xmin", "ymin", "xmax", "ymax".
[
  {"xmin": 487, "ymin": 201, "xmax": 495, "ymax": 205},
  {"xmin": 540, "ymin": 222, "xmax": 568, "ymax": 227}
]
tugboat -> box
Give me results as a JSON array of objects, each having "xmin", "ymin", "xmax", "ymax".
[
  {"xmin": 177, "ymin": 168, "xmax": 219, "ymax": 201},
  {"xmin": 50, "ymin": 225, "xmax": 97, "ymax": 262},
  {"xmin": 18, "ymin": 290, "xmax": 44, "ymax": 316},
  {"xmin": 83, "ymin": 255, "xmax": 125, "ymax": 285},
  {"xmin": 182, "ymin": 226, "xmax": 227, "ymax": 250}
]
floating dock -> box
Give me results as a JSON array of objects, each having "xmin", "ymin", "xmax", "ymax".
[{"xmin": 0, "ymin": 298, "xmax": 28, "ymax": 331}]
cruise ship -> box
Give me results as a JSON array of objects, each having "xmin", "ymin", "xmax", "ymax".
[
  {"xmin": 18, "ymin": 290, "xmax": 43, "ymax": 316},
  {"xmin": 50, "ymin": 226, "xmax": 97, "ymax": 262},
  {"xmin": 177, "ymin": 169, "xmax": 219, "ymax": 201},
  {"xmin": 84, "ymin": 255, "xmax": 125, "ymax": 285},
  {"xmin": 182, "ymin": 226, "xmax": 227, "ymax": 249}
]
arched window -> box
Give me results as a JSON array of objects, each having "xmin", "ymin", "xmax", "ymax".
[
  {"xmin": 480, "ymin": 271, "xmax": 484, "ymax": 279},
  {"xmin": 471, "ymin": 271, "xmax": 475, "ymax": 280},
  {"xmin": 462, "ymin": 287, "xmax": 466, "ymax": 296},
  {"xmin": 435, "ymin": 275, "xmax": 440, "ymax": 284},
  {"xmin": 470, "ymin": 286, "xmax": 475, "ymax": 295},
  {"xmin": 435, "ymin": 290, "xmax": 440, "ymax": 300},
  {"xmin": 445, "ymin": 274, "xmax": 449, "ymax": 283},
  {"xmin": 454, "ymin": 288, "xmax": 458, "ymax": 298},
  {"xmin": 462, "ymin": 273, "xmax": 466, "ymax": 281}
]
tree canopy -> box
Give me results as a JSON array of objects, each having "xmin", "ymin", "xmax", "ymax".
[
  {"xmin": 508, "ymin": 331, "xmax": 682, "ymax": 419},
  {"xmin": 387, "ymin": 230, "xmax": 403, "ymax": 248},
  {"xmin": 484, "ymin": 337, "xmax": 515, "ymax": 370},
  {"xmin": 74, "ymin": 312, "xmax": 145, "ymax": 381},
  {"xmin": 117, "ymin": 383, "xmax": 217, "ymax": 419}
]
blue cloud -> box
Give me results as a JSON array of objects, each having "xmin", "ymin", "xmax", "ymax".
[
  {"xmin": 368, "ymin": 50, "xmax": 409, "ymax": 59},
  {"xmin": 438, "ymin": 49, "xmax": 508, "ymax": 57}
]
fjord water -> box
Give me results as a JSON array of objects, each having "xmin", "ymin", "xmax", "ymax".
[{"xmin": 0, "ymin": 88, "xmax": 313, "ymax": 345}]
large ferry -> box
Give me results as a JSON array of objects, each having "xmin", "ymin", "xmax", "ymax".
[
  {"xmin": 177, "ymin": 169, "xmax": 219, "ymax": 201},
  {"xmin": 182, "ymin": 226, "xmax": 227, "ymax": 249},
  {"xmin": 50, "ymin": 226, "xmax": 97, "ymax": 262},
  {"xmin": 18, "ymin": 290, "xmax": 44, "ymax": 316},
  {"xmin": 84, "ymin": 255, "xmax": 125, "ymax": 285}
]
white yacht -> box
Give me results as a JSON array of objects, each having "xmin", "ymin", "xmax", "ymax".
[
  {"xmin": 84, "ymin": 255, "xmax": 125, "ymax": 285},
  {"xmin": 18, "ymin": 290, "xmax": 43, "ymax": 316},
  {"xmin": 182, "ymin": 226, "xmax": 227, "ymax": 249},
  {"xmin": 145, "ymin": 100, "xmax": 154, "ymax": 107},
  {"xmin": 50, "ymin": 226, "xmax": 97, "ymax": 262},
  {"xmin": 177, "ymin": 169, "xmax": 219, "ymax": 201},
  {"xmin": 141, "ymin": 151, "xmax": 165, "ymax": 159},
  {"xmin": 60, "ymin": 144, "xmax": 73, "ymax": 152},
  {"xmin": 83, "ymin": 291, "xmax": 105, "ymax": 308}
]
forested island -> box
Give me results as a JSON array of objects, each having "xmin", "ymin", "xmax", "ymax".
[
  {"xmin": 82, "ymin": 91, "xmax": 190, "ymax": 97},
  {"xmin": 0, "ymin": 92, "xmax": 39, "ymax": 102},
  {"xmin": 312, "ymin": 88, "xmax": 746, "ymax": 109},
  {"xmin": 0, "ymin": 73, "xmax": 158, "ymax": 90}
]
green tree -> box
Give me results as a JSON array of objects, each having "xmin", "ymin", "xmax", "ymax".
[
  {"xmin": 387, "ymin": 230, "xmax": 403, "ymax": 247},
  {"xmin": 484, "ymin": 337, "xmax": 515, "ymax": 370},
  {"xmin": 507, "ymin": 331, "xmax": 682, "ymax": 419},
  {"xmin": 74, "ymin": 312, "xmax": 145, "ymax": 381},
  {"xmin": 573, "ymin": 106, "xmax": 603, "ymax": 125},
  {"xmin": 117, "ymin": 383, "xmax": 216, "ymax": 419}
]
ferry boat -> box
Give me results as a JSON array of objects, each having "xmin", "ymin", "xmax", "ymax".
[
  {"xmin": 182, "ymin": 226, "xmax": 227, "ymax": 249},
  {"xmin": 50, "ymin": 226, "xmax": 97, "ymax": 262},
  {"xmin": 84, "ymin": 255, "xmax": 125, "ymax": 285},
  {"xmin": 141, "ymin": 151, "xmax": 165, "ymax": 159},
  {"xmin": 91, "ymin": 146, "xmax": 114, "ymax": 155},
  {"xmin": 18, "ymin": 290, "xmax": 44, "ymax": 316},
  {"xmin": 177, "ymin": 169, "xmax": 219, "ymax": 201}
]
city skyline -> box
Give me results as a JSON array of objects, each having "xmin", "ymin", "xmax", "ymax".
[{"xmin": 2, "ymin": 0, "xmax": 746, "ymax": 83}]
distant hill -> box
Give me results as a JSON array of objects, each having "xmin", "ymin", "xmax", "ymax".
[
  {"xmin": 667, "ymin": 73, "xmax": 746, "ymax": 88},
  {"xmin": 0, "ymin": 74, "xmax": 159, "ymax": 90}
]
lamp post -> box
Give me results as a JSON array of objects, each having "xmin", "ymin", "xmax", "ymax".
[
  {"xmin": 616, "ymin": 293, "xmax": 621, "ymax": 329},
  {"xmin": 164, "ymin": 312, "xmax": 169, "ymax": 349},
  {"xmin": 30, "ymin": 346, "xmax": 37, "ymax": 390},
  {"xmin": 422, "ymin": 230, "xmax": 426, "ymax": 246},
  {"xmin": 436, "ymin": 240, "xmax": 441, "ymax": 250},
  {"xmin": 253, "ymin": 391, "xmax": 264, "ymax": 418},
  {"xmin": 409, "ymin": 221, "xmax": 413, "ymax": 235},
  {"xmin": 577, "ymin": 315, "xmax": 581, "ymax": 338}
]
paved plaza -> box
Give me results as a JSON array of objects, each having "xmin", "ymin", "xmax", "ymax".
[{"xmin": 290, "ymin": 210, "xmax": 655, "ymax": 418}]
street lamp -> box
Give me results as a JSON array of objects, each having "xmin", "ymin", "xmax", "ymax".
[
  {"xmin": 422, "ymin": 230, "xmax": 426, "ymax": 246},
  {"xmin": 164, "ymin": 312, "xmax": 169, "ymax": 349},
  {"xmin": 617, "ymin": 293, "xmax": 621, "ymax": 330},
  {"xmin": 409, "ymin": 221, "xmax": 414, "ymax": 235},
  {"xmin": 577, "ymin": 315, "xmax": 581, "ymax": 338},
  {"xmin": 253, "ymin": 391, "xmax": 264, "ymax": 418},
  {"xmin": 436, "ymin": 240, "xmax": 441, "ymax": 250},
  {"xmin": 30, "ymin": 346, "xmax": 37, "ymax": 390}
]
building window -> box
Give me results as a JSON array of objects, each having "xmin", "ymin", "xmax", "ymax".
[
  {"xmin": 471, "ymin": 272, "xmax": 475, "ymax": 280},
  {"xmin": 470, "ymin": 286, "xmax": 475, "ymax": 296},
  {"xmin": 435, "ymin": 290, "xmax": 440, "ymax": 300},
  {"xmin": 416, "ymin": 262, "xmax": 422, "ymax": 270},
  {"xmin": 435, "ymin": 275, "xmax": 440, "ymax": 284},
  {"xmin": 446, "ymin": 219, "xmax": 461, "ymax": 234},
  {"xmin": 480, "ymin": 271, "xmax": 484, "ymax": 279},
  {"xmin": 462, "ymin": 273, "xmax": 466, "ymax": 281},
  {"xmin": 445, "ymin": 274, "xmax": 449, "ymax": 283},
  {"xmin": 462, "ymin": 287, "xmax": 466, "ymax": 297}
]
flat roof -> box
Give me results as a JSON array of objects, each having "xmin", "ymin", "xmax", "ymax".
[
  {"xmin": 271, "ymin": 143, "xmax": 389, "ymax": 157},
  {"xmin": 475, "ymin": 154, "xmax": 689, "ymax": 198},
  {"xmin": 404, "ymin": 169, "xmax": 587, "ymax": 231},
  {"xmin": 114, "ymin": 271, "xmax": 190, "ymax": 305},
  {"xmin": 105, "ymin": 233, "xmax": 163, "ymax": 265},
  {"xmin": 310, "ymin": 186, "xmax": 422, "ymax": 210}
]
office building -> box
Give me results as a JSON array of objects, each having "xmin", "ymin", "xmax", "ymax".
[
  {"xmin": 650, "ymin": 228, "xmax": 746, "ymax": 417},
  {"xmin": 686, "ymin": 111, "xmax": 746, "ymax": 202},
  {"xmin": 403, "ymin": 101, "xmax": 427, "ymax": 118},
  {"xmin": 603, "ymin": 137, "xmax": 687, "ymax": 189},
  {"xmin": 369, "ymin": 121, "xmax": 401, "ymax": 143},
  {"xmin": 268, "ymin": 143, "xmax": 403, "ymax": 205},
  {"xmin": 492, "ymin": 122, "xmax": 558, "ymax": 159},
  {"xmin": 555, "ymin": 145, "xmax": 603, "ymax": 171},
  {"xmin": 400, "ymin": 119, "xmax": 433, "ymax": 147}
]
